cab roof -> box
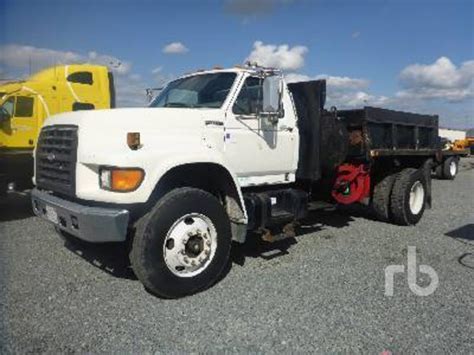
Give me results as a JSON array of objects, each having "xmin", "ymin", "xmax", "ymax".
[{"xmin": 179, "ymin": 64, "xmax": 281, "ymax": 79}]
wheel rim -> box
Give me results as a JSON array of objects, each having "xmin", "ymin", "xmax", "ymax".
[
  {"xmin": 163, "ymin": 213, "xmax": 217, "ymax": 278},
  {"xmin": 409, "ymin": 181, "xmax": 425, "ymax": 215},
  {"xmin": 449, "ymin": 161, "xmax": 457, "ymax": 176}
]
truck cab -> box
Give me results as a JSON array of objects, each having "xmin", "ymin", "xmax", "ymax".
[{"xmin": 0, "ymin": 64, "xmax": 115, "ymax": 194}]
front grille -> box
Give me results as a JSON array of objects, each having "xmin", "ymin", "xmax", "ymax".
[{"xmin": 36, "ymin": 125, "xmax": 78, "ymax": 196}]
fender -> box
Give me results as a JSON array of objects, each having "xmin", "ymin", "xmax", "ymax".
[
  {"xmin": 148, "ymin": 151, "xmax": 248, "ymax": 222},
  {"xmin": 146, "ymin": 152, "xmax": 249, "ymax": 243}
]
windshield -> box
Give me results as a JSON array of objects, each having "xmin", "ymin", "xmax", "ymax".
[{"xmin": 150, "ymin": 72, "xmax": 236, "ymax": 109}]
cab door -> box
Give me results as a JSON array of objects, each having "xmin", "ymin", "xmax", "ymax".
[
  {"xmin": 224, "ymin": 74, "xmax": 298, "ymax": 186},
  {"xmin": 0, "ymin": 94, "xmax": 38, "ymax": 149}
]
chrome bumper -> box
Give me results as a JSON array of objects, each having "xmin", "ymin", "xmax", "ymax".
[{"xmin": 31, "ymin": 188, "xmax": 129, "ymax": 242}]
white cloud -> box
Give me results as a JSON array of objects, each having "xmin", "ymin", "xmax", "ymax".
[
  {"xmin": 285, "ymin": 72, "xmax": 386, "ymax": 107},
  {"xmin": 0, "ymin": 44, "xmax": 132, "ymax": 76},
  {"xmin": 114, "ymin": 74, "xmax": 148, "ymax": 107},
  {"xmin": 86, "ymin": 51, "xmax": 131, "ymax": 75},
  {"xmin": 162, "ymin": 42, "xmax": 189, "ymax": 54},
  {"xmin": 0, "ymin": 44, "xmax": 146, "ymax": 107},
  {"xmin": 151, "ymin": 66, "xmax": 163, "ymax": 74},
  {"xmin": 151, "ymin": 66, "xmax": 175, "ymax": 88},
  {"xmin": 129, "ymin": 73, "xmax": 141, "ymax": 80},
  {"xmin": 0, "ymin": 44, "xmax": 81, "ymax": 71},
  {"xmin": 246, "ymin": 41, "xmax": 308, "ymax": 70},
  {"xmin": 284, "ymin": 73, "xmax": 312, "ymax": 83},
  {"xmin": 351, "ymin": 31, "xmax": 361, "ymax": 39},
  {"xmin": 398, "ymin": 57, "xmax": 474, "ymax": 102},
  {"xmin": 321, "ymin": 75, "xmax": 369, "ymax": 90},
  {"xmin": 330, "ymin": 91, "xmax": 390, "ymax": 107},
  {"xmin": 285, "ymin": 73, "xmax": 369, "ymax": 90}
]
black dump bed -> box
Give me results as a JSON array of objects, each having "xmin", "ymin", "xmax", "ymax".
[
  {"xmin": 288, "ymin": 80, "xmax": 441, "ymax": 182},
  {"xmin": 338, "ymin": 107, "xmax": 439, "ymax": 158}
]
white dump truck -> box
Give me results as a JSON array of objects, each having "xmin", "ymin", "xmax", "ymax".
[{"xmin": 32, "ymin": 65, "xmax": 445, "ymax": 298}]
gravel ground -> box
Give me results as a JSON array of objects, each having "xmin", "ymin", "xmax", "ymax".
[{"xmin": 1, "ymin": 158, "xmax": 473, "ymax": 353}]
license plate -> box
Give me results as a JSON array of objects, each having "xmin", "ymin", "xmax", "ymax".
[{"xmin": 45, "ymin": 205, "xmax": 59, "ymax": 224}]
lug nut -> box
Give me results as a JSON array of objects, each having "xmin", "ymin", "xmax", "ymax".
[
  {"xmin": 206, "ymin": 241, "xmax": 211, "ymax": 246},
  {"xmin": 191, "ymin": 260, "xmax": 196, "ymax": 266},
  {"xmin": 184, "ymin": 257, "xmax": 189, "ymax": 263}
]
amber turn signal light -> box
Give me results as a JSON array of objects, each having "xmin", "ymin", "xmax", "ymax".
[{"xmin": 100, "ymin": 168, "xmax": 144, "ymax": 192}]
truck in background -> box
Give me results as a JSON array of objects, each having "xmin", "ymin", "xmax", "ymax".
[
  {"xmin": 30, "ymin": 64, "xmax": 459, "ymax": 298},
  {"xmin": 0, "ymin": 64, "xmax": 115, "ymax": 195},
  {"xmin": 432, "ymin": 136, "xmax": 470, "ymax": 180}
]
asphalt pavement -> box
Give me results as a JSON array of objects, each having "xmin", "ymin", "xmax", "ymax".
[{"xmin": 1, "ymin": 158, "xmax": 473, "ymax": 353}]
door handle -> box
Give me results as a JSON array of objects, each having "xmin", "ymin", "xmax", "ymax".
[
  {"xmin": 280, "ymin": 125, "xmax": 293, "ymax": 132},
  {"xmin": 205, "ymin": 120, "xmax": 224, "ymax": 126}
]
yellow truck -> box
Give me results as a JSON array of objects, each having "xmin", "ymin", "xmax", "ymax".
[{"xmin": 0, "ymin": 64, "xmax": 116, "ymax": 195}]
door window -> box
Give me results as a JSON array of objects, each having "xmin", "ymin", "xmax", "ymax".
[
  {"xmin": 15, "ymin": 96, "xmax": 34, "ymax": 117},
  {"xmin": 232, "ymin": 77, "xmax": 263, "ymax": 116}
]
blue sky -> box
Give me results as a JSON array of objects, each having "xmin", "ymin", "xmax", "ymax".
[{"xmin": 0, "ymin": 0, "xmax": 473, "ymax": 128}]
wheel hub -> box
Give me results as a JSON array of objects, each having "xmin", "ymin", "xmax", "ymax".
[
  {"xmin": 409, "ymin": 181, "xmax": 425, "ymax": 215},
  {"xmin": 450, "ymin": 161, "xmax": 457, "ymax": 176},
  {"xmin": 185, "ymin": 236, "xmax": 203, "ymax": 257},
  {"xmin": 163, "ymin": 213, "xmax": 217, "ymax": 277}
]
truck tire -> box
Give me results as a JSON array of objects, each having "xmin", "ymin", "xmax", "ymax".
[
  {"xmin": 130, "ymin": 187, "xmax": 232, "ymax": 298},
  {"xmin": 442, "ymin": 157, "xmax": 458, "ymax": 180},
  {"xmin": 434, "ymin": 164, "xmax": 443, "ymax": 179},
  {"xmin": 390, "ymin": 168, "xmax": 427, "ymax": 226},
  {"xmin": 371, "ymin": 173, "xmax": 397, "ymax": 222}
]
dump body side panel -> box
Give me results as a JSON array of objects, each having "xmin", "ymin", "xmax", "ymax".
[{"xmin": 338, "ymin": 106, "xmax": 439, "ymax": 158}]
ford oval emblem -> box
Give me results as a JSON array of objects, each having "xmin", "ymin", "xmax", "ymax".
[{"xmin": 47, "ymin": 153, "xmax": 56, "ymax": 162}]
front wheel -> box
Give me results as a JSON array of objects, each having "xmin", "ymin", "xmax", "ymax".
[{"xmin": 130, "ymin": 187, "xmax": 232, "ymax": 298}]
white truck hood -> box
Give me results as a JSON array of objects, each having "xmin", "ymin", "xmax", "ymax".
[
  {"xmin": 42, "ymin": 107, "xmax": 225, "ymax": 166},
  {"xmin": 38, "ymin": 107, "xmax": 230, "ymax": 204},
  {"xmin": 44, "ymin": 107, "xmax": 222, "ymax": 131}
]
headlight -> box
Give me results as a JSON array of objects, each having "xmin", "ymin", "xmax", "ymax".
[{"xmin": 99, "ymin": 167, "xmax": 144, "ymax": 192}]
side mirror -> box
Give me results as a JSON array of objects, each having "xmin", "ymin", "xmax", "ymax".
[{"xmin": 261, "ymin": 75, "xmax": 282, "ymax": 122}]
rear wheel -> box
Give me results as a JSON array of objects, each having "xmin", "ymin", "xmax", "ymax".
[
  {"xmin": 130, "ymin": 187, "xmax": 232, "ymax": 298},
  {"xmin": 442, "ymin": 157, "xmax": 458, "ymax": 180},
  {"xmin": 434, "ymin": 164, "xmax": 443, "ymax": 179},
  {"xmin": 390, "ymin": 168, "xmax": 427, "ymax": 225},
  {"xmin": 371, "ymin": 173, "xmax": 397, "ymax": 222}
]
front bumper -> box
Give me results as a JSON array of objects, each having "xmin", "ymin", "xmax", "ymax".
[{"xmin": 31, "ymin": 188, "xmax": 129, "ymax": 242}]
